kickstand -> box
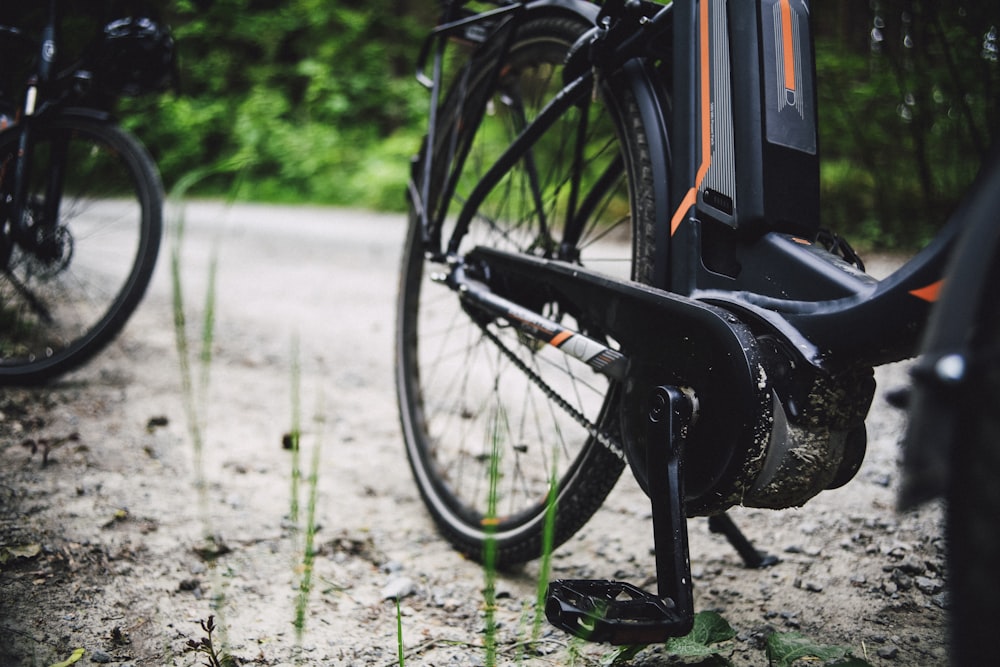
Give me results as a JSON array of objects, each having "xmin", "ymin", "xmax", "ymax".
[
  {"xmin": 708, "ymin": 513, "xmax": 779, "ymax": 569},
  {"xmin": 545, "ymin": 385, "xmax": 695, "ymax": 644}
]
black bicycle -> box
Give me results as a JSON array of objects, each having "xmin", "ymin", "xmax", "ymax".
[
  {"xmin": 396, "ymin": 0, "xmax": 999, "ymax": 662},
  {"xmin": 0, "ymin": 1, "xmax": 172, "ymax": 384}
]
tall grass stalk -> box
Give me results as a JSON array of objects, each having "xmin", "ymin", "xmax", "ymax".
[
  {"xmin": 167, "ymin": 161, "xmax": 247, "ymax": 656},
  {"xmin": 168, "ymin": 162, "xmax": 243, "ymax": 512},
  {"xmin": 395, "ymin": 598, "xmax": 406, "ymax": 667},
  {"xmin": 288, "ymin": 335, "xmax": 302, "ymax": 527},
  {"xmin": 288, "ymin": 337, "xmax": 325, "ymax": 643},
  {"xmin": 533, "ymin": 447, "xmax": 560, "ymax": 645},
  {"xmin": 294, "ymin": 367, "xmax": 324, "ymax": 639},
  {"xmin": 482, "ymin": 406, "xmax": 505, "ymax": 667}
]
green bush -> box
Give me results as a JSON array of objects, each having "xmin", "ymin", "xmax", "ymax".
[{"xmin": 105, "ymin": 1, "xmax": 1000, "ymax": 248}]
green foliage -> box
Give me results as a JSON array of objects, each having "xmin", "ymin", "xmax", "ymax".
[
  {"xmin": 765, "ymin": 632, "xmax": 872, "ymax": 667},
  {"xmin": 666, "ymin": 611, "xmax": 737, "ymax": 658},
  {"xmin": 120, "ymin": 0, "xmax": 428, "ymax": 209},
  {"xmin": 814, "ymin": 1, "xmax": 1000, "ymax": 248},
  {"xmin": 106, "ymin": 1, "xmax": 1000, "ymax": 246}
]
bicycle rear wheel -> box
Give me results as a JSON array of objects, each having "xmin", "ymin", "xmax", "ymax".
[
  {"xmin": 397, "ymin": 13, "xmax": 657, "ymax": 566},
  {"xmin": 0, "ymin": 115, "xmax": 162, "ymax": 384}
]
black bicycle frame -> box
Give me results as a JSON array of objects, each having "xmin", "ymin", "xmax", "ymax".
[
  {"xmin": 5, "ymin": 0, "xmax": 70, "ymax": 252},
  {"xmin": 668, "ymin": 0, "xmax": 963, "ymax": 371},
  {"xmin": 425, "ymin": 0, "xmax": 969, "ymax": 376}
]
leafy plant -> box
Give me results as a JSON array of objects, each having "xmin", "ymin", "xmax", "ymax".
[
  {"xmin": 185, "ymin": 616, "xmax": 236, "ymax": 667},
  {"xmin": 45, "ymin": 648, "xmax": 85, "ymax": 667},
  {"xmin": 766, "ymin": 631, "xmax": 873, "ymax": 667},
  {"xmin": 665, "ymin": 611, "xmax": 737, "ymax": 660}
]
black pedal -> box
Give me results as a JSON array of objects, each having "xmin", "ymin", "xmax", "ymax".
[
  {"xmin": 544, "ymin": 386, "xmax": 697, "ymax": 645},
  {"xmin": 545, "ymin": 580, "xmax": 689, "ymax": 645}
]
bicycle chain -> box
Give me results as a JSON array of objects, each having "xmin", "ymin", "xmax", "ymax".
[{"xmin": 476, "ymin": 320, "xmax": 627, "ymax": 462}]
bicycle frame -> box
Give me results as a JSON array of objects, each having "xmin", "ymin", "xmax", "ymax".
[
  {"xmin": 416, "ymin": 0, "xmax": 967, "ymax": 373},
  {"xmin": 408, "ymin": 0, "xmax": 997, "ymax": 643},
  {"xmin": 3, "ymin": 0, "xmax": 75, "ymax": 258}
]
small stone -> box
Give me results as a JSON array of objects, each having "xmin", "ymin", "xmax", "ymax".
[
  {"xmin": 877, "ymin": 644, "xmax": 900, "ymax": 659},
  {"xmin": 91, "ymin": 650, "xmax": 113, "ymax": 663},
  {"xmin": 915, "ymin": 576, "xmax": 943, "ymax": 595},
  {"xmin": 178, "ymin": 578, "xmax": 200, "ymax": 592},
  {"xmin": 896, "ymin": 558, "xmax": 926, "ymax": 575},
  {"xmin": 381, "ymin": 560, "xmax": 404, "ymax": 574},
  {"xmin": 891, "ymin": 569, "xmax": 913, "ymax": 590},
  {"xmin": 804, "ymin": 580, "xmax": 824, "ymax": 593},
  {"xmin": 382, "ymin": 576, "xmax": 415, "ymax": 600}
]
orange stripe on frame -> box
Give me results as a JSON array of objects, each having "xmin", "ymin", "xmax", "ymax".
[
  {"xmin": 780, "ymin": 0, "xmax": 796, "ymax": 92},
  {"xmin": 670, "ymin": 0, "xmax": 714, "ymax": 237},
  {"xmin": 549, "ymin": 330, "xmax": 573, "ymax": 348},
  {"xmin": 909, "ymin": 280, "xmax": 943, "ymax": 303},
  {"xmin": 698, "ymin": 0, "xmax": 712, "ymax": 184},
  {"xmin": 671, "ymin": 188, "xmax": 698, "ymax": 235}
]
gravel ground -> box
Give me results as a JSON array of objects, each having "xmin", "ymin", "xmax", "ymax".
[{"xmin": 1, "ymin": 204, "xmax": 946, "ymax": 666}]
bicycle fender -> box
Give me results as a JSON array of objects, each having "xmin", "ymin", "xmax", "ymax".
[{"xmin": 523, "ymin": 0, "xmax": 600, "ymax": 23}]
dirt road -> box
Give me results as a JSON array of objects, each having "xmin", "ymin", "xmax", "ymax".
[{"xmin": 1, "ymin": 203, "xmax": 946, "ymax": 666}]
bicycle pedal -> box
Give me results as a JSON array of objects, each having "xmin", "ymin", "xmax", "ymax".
[{"xmin": 544, "ymin": 579, "xmax": 691, "ymax": 645}]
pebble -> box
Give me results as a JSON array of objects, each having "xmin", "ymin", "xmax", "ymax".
[
  {"xmin": 90, "ymin": 650, "xmax": 113, "ymax": 663},
  {"xmin": 895, "ymin": 558, "xmax": 926, "ymax": 575},
  {"xmin": 891, "ymin": 569, "xmax": 913, "ymax": 591},
  {"xmin": 915, "ymin": 576, "xmax": 943, "ymax": 595},
  {"xmin": 793, "ymin": 577, "xmax": 824, "ymax": 593},
  {"xmin": 876, "ymin": 644, "xmax": 900, "ymax": 659},
  {"xmin": 381, "ymin": 560, "xmax": 404, "ymax": 574},
  {"xmin": 381, "ymin": 576, "xmax": 415, "ymax": 600}
]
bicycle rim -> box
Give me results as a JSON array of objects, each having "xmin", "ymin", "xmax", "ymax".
[
  {"xmin": 397, "ymin": 15, "xmax": 643, "ymax": 564},
  {"xmin": 0, "ymin": 117, "xmax": 161, "ymax": 384}
]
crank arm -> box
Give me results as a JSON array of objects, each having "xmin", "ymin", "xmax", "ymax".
[
  {"xmin": 546, "ymin": 385, "xmax": 696, "ymax": 644},
  {"xmin": 440, "ymin": 262, "xmax": 628, "ymax": 382}
]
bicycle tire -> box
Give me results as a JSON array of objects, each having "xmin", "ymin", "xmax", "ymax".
[
  {"xmin": 396, "ymin": 12, "xmax": 663, "ymax": 566},
  {"xmin": 0, "ymin": 115, "xmax": 162, "ymax": 384},
  {"xmin": 947, "ymin": 253, "xmax": 1000, "ymax": 666}
]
